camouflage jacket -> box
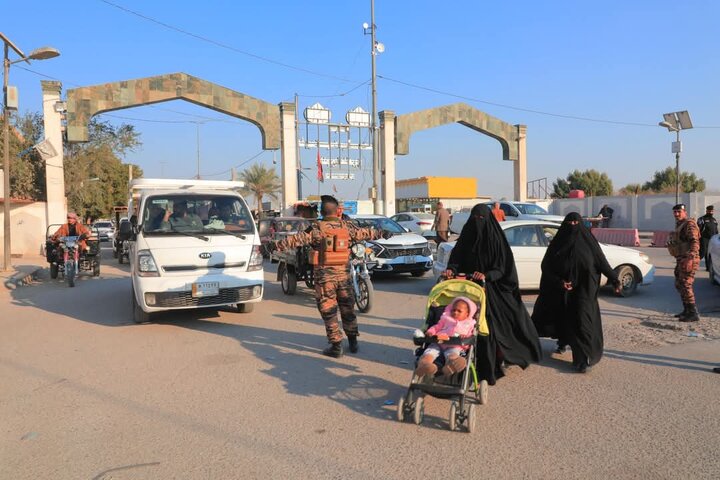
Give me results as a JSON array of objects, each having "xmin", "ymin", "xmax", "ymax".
[
  {"xmin": 674, "ymin": 218, "xmax": 700, "ymax": 259},
  {"xmin": 274, "ymin": 216, "xmax": 381, "ymax": 278}
]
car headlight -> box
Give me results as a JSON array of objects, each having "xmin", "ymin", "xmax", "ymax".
[
  {"xmin": 351, "ymin": 243, "xmax": 366, "ymax": 258},
  {"xmin": 368, "ymin": 242, "xmax": 385, "ymax": 257}
]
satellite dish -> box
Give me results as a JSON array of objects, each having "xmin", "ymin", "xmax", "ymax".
[{"xmin": 375, "ymin": 42, "xmax": 385, "ymax": 53}]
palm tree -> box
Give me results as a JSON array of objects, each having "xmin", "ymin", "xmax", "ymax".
[{"xmin": 238, "ymin": 163, "xmax": 282, "ymax": 217}]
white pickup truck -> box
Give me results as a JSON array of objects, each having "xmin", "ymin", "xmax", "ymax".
[{"xmin": 128, "ymin": 179, "xmax": 264, "ymax": 323}]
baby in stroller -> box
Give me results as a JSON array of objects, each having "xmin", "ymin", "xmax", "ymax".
[{"xmin": 414, "ymin": 297, "xmax": 476, "ymax": 378}]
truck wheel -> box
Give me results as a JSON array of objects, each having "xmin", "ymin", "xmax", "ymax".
[
  {"xmin": 237, "ymin": 303, "xmax": 255, "ymax": 313},
  {"xmin": 281, "ymin": 266, "xmax": 297, "ymax": 295},
  {"xmin": 132, "ymin": 286, "xmax": 152, "ymax": 324}
]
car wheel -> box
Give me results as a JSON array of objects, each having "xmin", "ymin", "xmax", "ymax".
[
  {"xmin": 710, "ymin": 256, "xmax": 719, "ymax": 286},
  {"xmin": 614, "ymin": 265, "xmax": 637, "ymax": 297}
]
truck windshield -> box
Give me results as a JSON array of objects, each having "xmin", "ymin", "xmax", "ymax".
[{"xmin": 141, "ymin": 195, "xmax": 255, "ymax": 235}]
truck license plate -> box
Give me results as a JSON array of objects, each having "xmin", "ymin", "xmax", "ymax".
[
  {"xmin": 404, "ymin": 255, "xmax": 416, "ymax": 264},
  {"xmin": 192, "ymin": 282, "xmax": 220, "ymax": 298}
]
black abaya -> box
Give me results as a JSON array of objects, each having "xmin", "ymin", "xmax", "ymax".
[
  {"xmin": 532, "ymin": 212, "xmax": 619, "ymax": 370},
  {"xmin": 447, "ymin": 204, "xmax": 542, "ymax": 384}
]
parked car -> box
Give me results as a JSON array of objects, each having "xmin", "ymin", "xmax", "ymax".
[
  {"xmin": 390, "ymin": 212, "xmax": 436, "ymax": 234},
  {"xmin": 450, "ymin": 201, "xmax": 565, "ymax": 233},
  {"xmin": 433, "ymin": 220, "xmax": 654, "ymax": 296},
  {"xmin": 351, "ymin": 214, "xmax": 433, "ymax": 277},
  {"xmin": 92, "ymin": 220, "xmax": 115, "ymax": 241},
  {"xmin": 708, "ymin": 233, "xmax": 720, "ymax": 286}
]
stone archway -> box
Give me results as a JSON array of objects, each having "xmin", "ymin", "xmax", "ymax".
[
  {"xmin": 51, "ymin": 72, "xmax": 298, "ymax": 215},
  {"xmin": 381, "ymin": 102, "xmax": 527, "ymax": 214}
]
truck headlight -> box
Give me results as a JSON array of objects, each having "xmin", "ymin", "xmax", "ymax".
[
  {"xmin": 248, "ymin": 245, "xmax": 263, "ymax": 272},
  {"xmin": 137, "ymin": 250, "xmax": 159, "ymax": 277}
]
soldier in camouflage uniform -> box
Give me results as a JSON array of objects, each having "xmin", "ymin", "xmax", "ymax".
[
  {"xmin": 268, "ymin": 195, "xmax": 384, "ymax": 358},
  {"xmin": 669, "ymin": 204, "xmax": 701, "ymax": 322}
]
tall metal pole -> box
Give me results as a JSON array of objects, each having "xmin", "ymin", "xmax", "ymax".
[
  {"xmin": 196, "ymin": 122, "xmax": 201, "ymax": 179},
  {"xmin": 3, "ymin": 43, "xmax": 11, "ymax": 270},
  {"xmin": 370, "ymin": 0, "xmax": 381, "ymax": 214},
  {"xmin": 675, "ymin": 129, "xmax": 680, "ymax": 205}
]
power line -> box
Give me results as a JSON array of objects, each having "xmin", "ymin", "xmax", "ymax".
[
  {"xmin": 378, "ymin": 75, "xmax": 720, "ymax": 129},
  {"xmin": 97, "ymin": 0, "xmax": 359, "ymax": 83},
  {"xmin": 297, "ymin": 79, "xmax": 370, "ymax": 98}
]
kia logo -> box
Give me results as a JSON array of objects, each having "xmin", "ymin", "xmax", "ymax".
[{"xmin": 199, "ymin": 252, "xmax": 212, "ymax": 259}]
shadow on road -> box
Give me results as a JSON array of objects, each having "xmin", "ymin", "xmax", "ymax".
[
  {"xmin": 163, "ymin": 317, "xmax": 407, "ymax": 422},
  {"xmin": 604, "ymin": 349, "xmax": 717, "ymax": 373}
]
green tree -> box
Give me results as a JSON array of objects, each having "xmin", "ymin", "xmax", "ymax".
[
  {"xmin": 552, "ymin": 169, "xmax": 614, "ymax": 198},
  {"xmin": 238, "ymin": 163, "xmax": 281, "ymax": 216},
  {"xmin": 642, "ymin": 166, "xmax": 705, "ymax": 193},
  {"xmin": 0, "ymin": 111, "xmax": 46, "ymax": 200},
  {"xmin": 618, "ymin": 183, "xmax": 645, "ymax": 196},
  {"xmin": 64, "ymin": 118, "xmax": 142, "ymax": 220}
]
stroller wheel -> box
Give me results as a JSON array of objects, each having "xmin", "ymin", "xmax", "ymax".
[
  {"xmin": 413, "ymin": 396, "xmax": 424, "ymax": 425},
  {"xmin": 397, "ymin": 396, "xmax": 406, "ymax": 422},
  {"xmin": 478, "ymin": 380, "xmax": 489, "ymax": 405},
  {"xmin": 449, "ymin": 401, "xmax": 458, "ymax": 431},
  {"xmin": 466, "ymin": 404, "xmax": 477, "ymax": 433}
]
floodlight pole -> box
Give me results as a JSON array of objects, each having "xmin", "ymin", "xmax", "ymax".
[
  {"xmin": 3, "ymin": 41, "xmax": 9, "ymax": 270},
  {"xmin": 369, "ymin": 0, "xmax": 381, "ymax": 215}
]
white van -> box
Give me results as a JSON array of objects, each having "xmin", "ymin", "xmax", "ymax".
[{"xmin": 128, "ymin": 179, "xmax": 263, "ymax": 323}]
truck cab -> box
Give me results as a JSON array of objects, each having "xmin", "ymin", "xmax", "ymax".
[{"xmin": 128, "ymin": 179, "xmax": 264, "ymax": 323}]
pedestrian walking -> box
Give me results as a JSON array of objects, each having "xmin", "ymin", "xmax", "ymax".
[
  {"xmin": 431, "ymin": 201, "xmax": 450, "ymax": 245},
  {"xmin": 598, "ymin": 204, "xmax": 614, "ymax": 228},
  {"xmin": 531, "ymin": 212, "xmax": 621, "ymax": 373},
  {"xmin": 443, "ymin": 203, "xmax": 542, "ymax": 385},
  {"xmin": 267, "ymin": 195, "xmax": 385, "ymax": 357},
  {"xmin": 491, "ymin": 202, "xmax": 506, "ymax": 222},
  {"xmin": 697, "ymin": 205, "xmax": 717, "ymax": 271},
  {"xmin": 667, "ymin": 204, "xmax": 701, "ymax": 322}
]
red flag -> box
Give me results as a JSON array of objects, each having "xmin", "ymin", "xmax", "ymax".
[{"xmin": 316, "ymin": 150, "xmax": 324, "ymax": 183}]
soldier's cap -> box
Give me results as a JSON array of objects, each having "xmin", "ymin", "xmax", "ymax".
[
  {"xmin": 672, "ymin": 203, "xmax": 686, "ymax": 211},
  {"xmin": 320, "ymin": 195, "xmax": 339, "ymax": 206},
  {"xmin": 707, "ymin": 205, "xmax": 714, "ymax": 211}
]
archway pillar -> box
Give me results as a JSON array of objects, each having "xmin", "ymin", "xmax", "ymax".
[
  {"xmin": 380, "ymin": 110, "xmax": 396, "ymax": 216},
  {"xmin": 513, "ymin": 124, "xmax": 527, "ymax": 201},
  {"xmin": 279, "ymin": 102, "xmax": 298, "ymax": 211},
  {"xmin": 41, "ymin": 80, "xmax": 66, "ymax": 227}
]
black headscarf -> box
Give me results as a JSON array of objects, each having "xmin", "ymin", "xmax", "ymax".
[{"xmin": 448, "ymin": 203, "xmax": 542, "ymax": 384}]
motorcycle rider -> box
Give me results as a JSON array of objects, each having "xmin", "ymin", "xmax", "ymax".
[
  {"xmin": 52, "ymin": 212, "xmax": 91, "ymax": 252},
  {"xmin": 266, "ymin": 195, "xmax": 387, "ymax": 358}
]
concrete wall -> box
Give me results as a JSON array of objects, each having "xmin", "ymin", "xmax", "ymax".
[
  {"xmin": 549, "ymin": 192, "xmax": 718, "ymax": 231},
  {"xmin": 0, "ymin": 201, "xmax": 48, "ymax": 256}
]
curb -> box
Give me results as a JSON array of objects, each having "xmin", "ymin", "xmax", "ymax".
[{"xmin": 3, "ymin": 266, "xmax": 44, "ymax": 290}]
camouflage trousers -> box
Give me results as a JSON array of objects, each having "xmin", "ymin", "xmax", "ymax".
[
  {"xmin": 674, "ymin": 256, "xmax": 700, "ymax": 304},
  {"xmin": 314, "ymin": 275, "xmax": 358, "ymax": 343}
]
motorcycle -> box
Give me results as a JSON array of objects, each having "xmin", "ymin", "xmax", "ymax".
[
  {"xmin": 350, "ymin": 242, "xmax": 376, "ymax": 313},
  {"xmin": 115, "ymin": 219, "xmax": 132, "ymax": 264},
  {"xmin": 46, "ymin": 225, "xmax": 101, "ymax": 287}
]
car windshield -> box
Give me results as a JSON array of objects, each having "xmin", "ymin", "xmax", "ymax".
[
  {"xmin": 515, "ymin": 203, "xmax": 549, "ymax": 215},
  {"xmin": 141, "ymin": 194, "xmax": 255, "ymax": 235},
  {"xmin": 94, "ymin": 222, "xmax": 112, "ymax": 228},
  {"xmin": 353, "ymin": 217, "xmax": 405, "ymax": 233}
]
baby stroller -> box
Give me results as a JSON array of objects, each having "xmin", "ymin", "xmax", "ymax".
[{"xmin": 396, "ymin": 279, "xmax": 489, "ymax": 432}]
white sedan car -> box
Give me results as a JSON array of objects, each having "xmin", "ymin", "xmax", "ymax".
[
  {"xmin": 433, "ymin": 220, "xmax": 655, "ymax": 296},
  {"xmin": 708, "ymin": 233, "xmax": 720, "ymax": 286},
  {"xmin": 390, "ymin": 212, "xmax": 436, "ymax": 234}
]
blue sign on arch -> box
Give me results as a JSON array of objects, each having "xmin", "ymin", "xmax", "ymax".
[{"xmin": 342, "ymin": 201, "xmax": 358, "ymax": 215}]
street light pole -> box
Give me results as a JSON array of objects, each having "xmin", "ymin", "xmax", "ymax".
[
  {"xmin": 674, "ymin": 128, "xmax": 680, "ymax": 204},
  {"xmin": 659, "ymin": 111, "xmax": 693, "ymax": 205},
  {"xmin": 370, "ymin": 0, "xmax": 380, "ymax": 214},
  {"xmin": 1, "ymin": 33, "xmax": 60, "ymax": 270}
]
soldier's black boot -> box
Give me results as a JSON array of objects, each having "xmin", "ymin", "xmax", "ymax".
[
  {"xmin": 347, "ymin": 335, "xmax": 359, "ymax": 354},
  {"xmin": 680, "ymin": 304, "xmax": 700, "ymax": 322},
  {"xmin": 322, "ymin": 342, "xmax": 344, "ymax": 358},
  {"xmin": 674, "ymin": 303, "xmax": 690, "ymax": 318}
]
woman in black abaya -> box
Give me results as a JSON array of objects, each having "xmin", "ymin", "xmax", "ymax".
[
  {"xmin": 444, "ymin": 204, "xmax": 542, "ymax": 385},
  {"xmin": 532, "ymin": 212, "xmax": 621, "ymax": 373}
]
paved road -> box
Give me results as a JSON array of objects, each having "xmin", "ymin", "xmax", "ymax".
[{"xmin": 1, "ymin": 245, "xmax": 719, "ymax": 479}]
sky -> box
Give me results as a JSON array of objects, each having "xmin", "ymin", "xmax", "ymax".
[{"xmin": 4, "ymin": 0, "xmax": 719, "ymax": 202}]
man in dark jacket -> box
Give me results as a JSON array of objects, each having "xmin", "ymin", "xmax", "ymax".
[{"xmin": 697, "ymin": 205, "xmax": 717, "ymax": 271}]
